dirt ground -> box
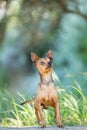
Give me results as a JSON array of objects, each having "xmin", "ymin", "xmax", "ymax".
[{"xmin": 0, "ymin": 126, "xmax": 87, "ymax": 130}]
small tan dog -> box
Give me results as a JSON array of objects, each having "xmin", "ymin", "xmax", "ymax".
[{"xmin": 21, "ymin": 50, "xmax": 63, "ymax": 128}]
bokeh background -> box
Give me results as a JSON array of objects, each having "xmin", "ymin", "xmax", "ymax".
[
  {"xmin": 0, "ymin": 0, "xmax": 87, "ymax": 127},
  {"xmin": 0, "ymin": 0, "xmax": 87, "ymax": 98}
]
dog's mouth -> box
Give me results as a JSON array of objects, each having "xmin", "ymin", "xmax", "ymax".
[{"xmin": 46, "ymin": 66, "xmax": 51, "ymax": 70}]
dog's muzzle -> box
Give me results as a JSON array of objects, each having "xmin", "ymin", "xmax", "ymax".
[{"xmin": 48, "ymin": 61, "xmax": 52, "ymax": 67}]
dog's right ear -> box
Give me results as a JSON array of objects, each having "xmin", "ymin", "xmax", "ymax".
[
  {"xmin": 46, "ymin": 50, "xmax": 53, "ymax": 61},
  {"xmin": 31, "ymin": 52, "xmax": 39, "ymax": 63}
]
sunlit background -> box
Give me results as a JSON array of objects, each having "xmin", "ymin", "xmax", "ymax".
[{"xmin": 0, "ymin": 0, "xmax": 87, "ymax": 96}]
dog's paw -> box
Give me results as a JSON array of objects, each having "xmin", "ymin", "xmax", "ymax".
[
  {"xmin": 58, "ymin": 124, "xmax": 64, "ymax": 128},
  {"xmin": 40, "ymin": 121, "xmax": 46, "ymax": 128},
  {"xmin": 41, "ymin": 125, "xmax": 46, "ymax": 128}
]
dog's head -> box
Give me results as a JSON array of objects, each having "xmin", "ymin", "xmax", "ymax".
[{"xmin": 31, "ymin": 50, "xmax": 53, "ymax": 75}]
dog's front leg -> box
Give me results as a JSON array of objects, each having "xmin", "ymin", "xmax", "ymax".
[
  {"xmin": 35, "ymin": 107, "xmax": 40, "ymax": 125},
  {"xmin": 54, "ymin": 101, "xmax": 63, "ymax": 128},
  {"xmin": 39, "ymin": 105, "xmax": 46, "ymax": 127},
  {"xmin": 35, "ymin": 102, "xmax": 46, "ymax": 127}
]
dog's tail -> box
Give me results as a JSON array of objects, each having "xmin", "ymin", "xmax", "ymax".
[{"xmin": 20, "ymin": 98, "xmax": 35, "ymax": 105}]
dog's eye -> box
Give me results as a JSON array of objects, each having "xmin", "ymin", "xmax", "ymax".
[{"xmin": 41, "ymin": 61, "xmax": 45, "ymax": 65}]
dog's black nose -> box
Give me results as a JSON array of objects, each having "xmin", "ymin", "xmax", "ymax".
[{"xmin": 48, "ymin": 61, "xmax": 52, "ymax": 66}]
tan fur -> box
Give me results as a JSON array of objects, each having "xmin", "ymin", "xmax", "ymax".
[{"xmin": 21, "ymin": 50, "xmax": 63, "ymax": 128}]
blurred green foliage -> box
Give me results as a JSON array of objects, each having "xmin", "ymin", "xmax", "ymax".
[
  {"xmin": 0, "ymin": 0, "xmax": 87, "ymax": 88},
  {"xmin": 0, "ymin": 0, "xmax": 87, "ymax": 126}
]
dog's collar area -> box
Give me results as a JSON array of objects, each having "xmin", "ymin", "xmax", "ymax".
[
  {"xmin": 40, "ymin": 80, "xmax": 54, "ymax": 88},
  {"xmin": 40, "ymin": 75, "xmax": 54, "ymax": 87}
]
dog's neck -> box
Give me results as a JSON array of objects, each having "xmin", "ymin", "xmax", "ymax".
[{"xmin": 40, "ymin": 72, "xmax": 53, "ymax": 86}]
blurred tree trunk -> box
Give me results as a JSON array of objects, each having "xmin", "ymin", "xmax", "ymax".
[
  {"xmin": 0, "ymin": 17, "xmax": 7, "ymax": 45},
  {"xmin": 0, "ymin": 0, "xmax": 9, "ymax": 46}
]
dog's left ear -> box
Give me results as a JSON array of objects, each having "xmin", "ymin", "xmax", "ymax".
[
  {"xmin": 46, "ymin": 50, "xmax": 53, "ymax": 61},
  {"xmin": 31, "ymin": 52, "xmax": 39, "ymax": 63}
]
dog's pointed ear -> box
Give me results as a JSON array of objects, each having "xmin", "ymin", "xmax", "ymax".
[
  {"xmin": 46, "ymin": 50, "xmax": 53, "ymax": 60},
  {"xmin": 31, "ymin": 52, "xmax": 39, "ymax": 63}
]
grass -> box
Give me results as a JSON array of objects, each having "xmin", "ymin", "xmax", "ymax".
[
  {"xmin": 0, "ymin": 73, "xmax": 87, "ymax": 127},
  {"xmin": 60, "ymin": 86, "xmax": 87, "ymax": 126}
]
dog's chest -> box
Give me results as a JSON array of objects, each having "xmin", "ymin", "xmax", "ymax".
[{"xmin": 39, "ymin": 83, "xmax": 57, "ymax": 106}]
